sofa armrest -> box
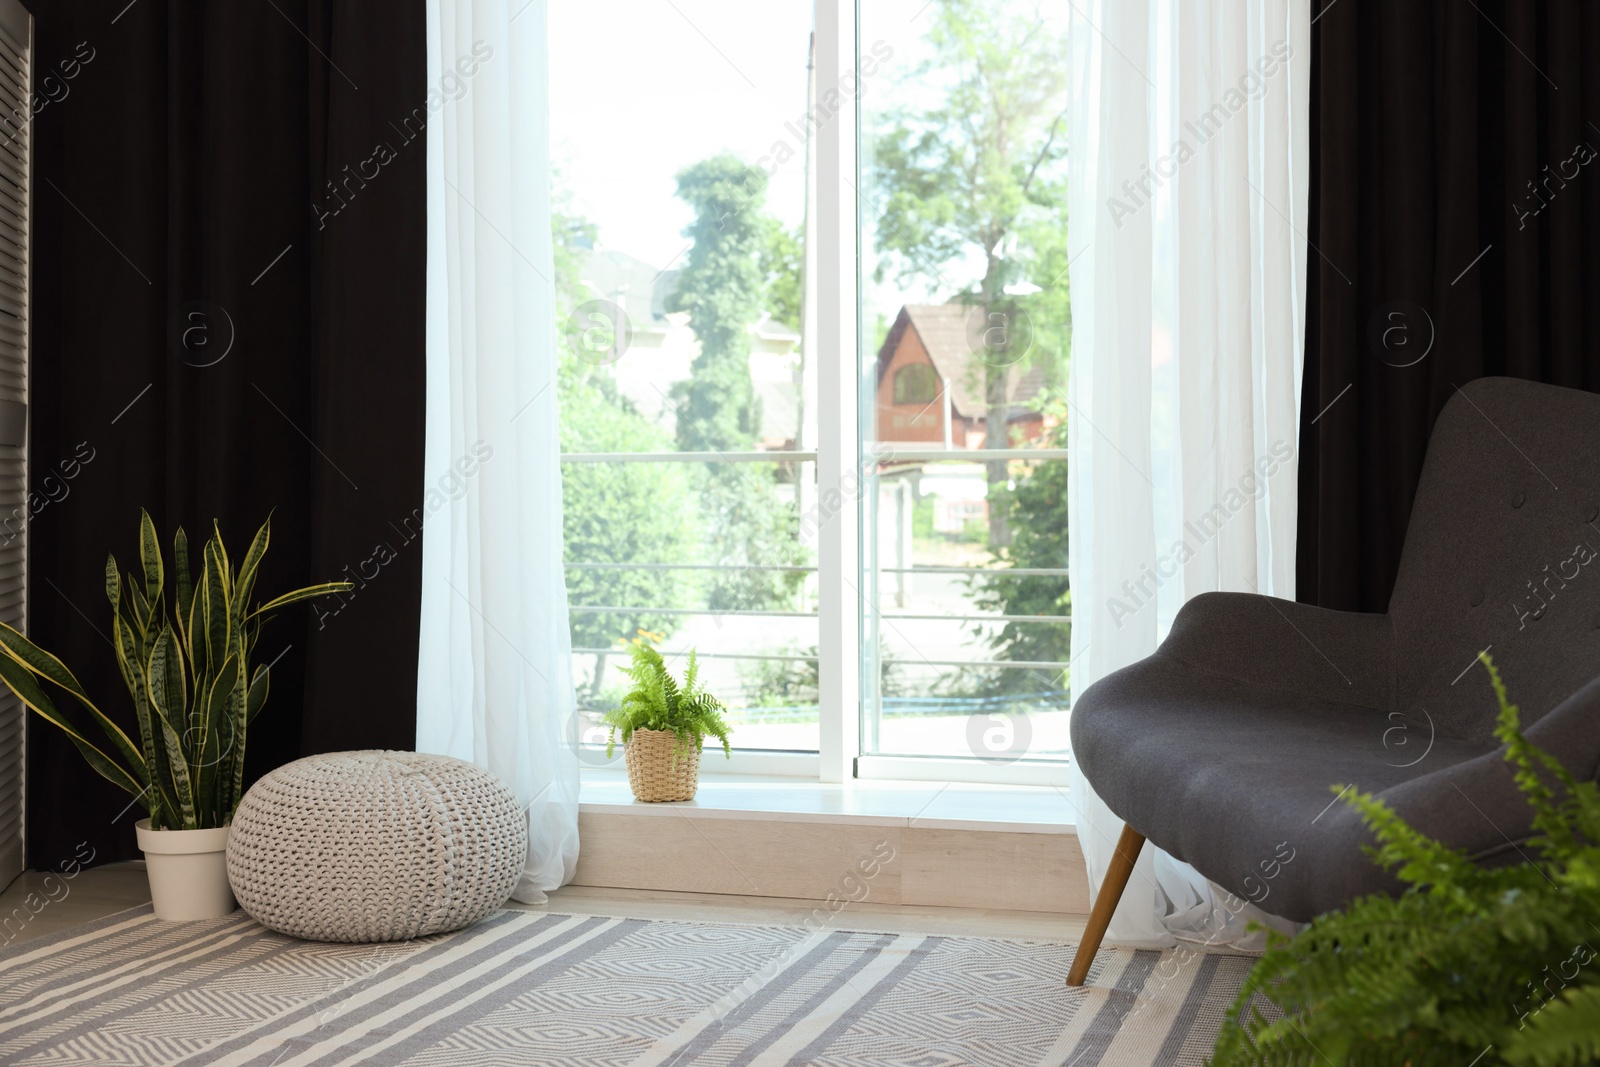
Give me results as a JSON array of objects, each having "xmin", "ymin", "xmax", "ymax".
[
  {"xmin": 1369, "ymin": 673, "xmax": 1600, "ymax": 873},
  {"xmin": 1156, "ymin": 591, "xmax": 1394, "ymax": 712}
]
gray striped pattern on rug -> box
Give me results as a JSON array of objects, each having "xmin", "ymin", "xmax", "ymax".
[{"xmin": 0, "ymin": 906, "xmax": 1264, "ymax": 1066}]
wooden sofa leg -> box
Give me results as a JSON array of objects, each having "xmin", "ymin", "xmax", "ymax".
[{"xmin": 1066, "ymin": 824, "xmax": 1147, "ymax": 986}]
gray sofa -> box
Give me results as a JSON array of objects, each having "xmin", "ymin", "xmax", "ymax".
[{"xmin": 1065, "ymin": 376, "xmax": 1600, "ymax": 983}]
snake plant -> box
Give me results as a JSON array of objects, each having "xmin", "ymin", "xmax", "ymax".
[{"xmin": 0, "ymin": 510, "xmax": 351, "ymax": 830}]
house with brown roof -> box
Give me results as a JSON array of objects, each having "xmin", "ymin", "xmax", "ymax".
[{"xmin": 873, "ymin": 304, "xmax": 1049, "ymax": 448}]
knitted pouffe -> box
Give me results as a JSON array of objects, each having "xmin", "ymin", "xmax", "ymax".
[{"xmin": 226, "ymin": 751, "xmax": 527, "ymax": 943}]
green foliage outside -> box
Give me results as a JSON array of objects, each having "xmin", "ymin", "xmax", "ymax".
[
  {"xmin": 667, "ymin": 155, "xmax": 807, "ymax": 613},
  {"xmin": 759, "ymin": 218, "xmax": 804, "ymax": 333},
  {"xmin": 669, "ymin": 155, "xmax": 768, "ymax": 451},
  {"xmin": 1210, "ymin": 656, "xmax": 1600, "ymax": 1066},
  {"xmin": 602, "ymin": 643, "xmax": 732, "ymax": 761},
  {"xmin": 558, "ymin": 358, "xmax": 701, "ymax": 653},
  {"xmin": 869, "ymin": 0, "xmax": 1074, "ymax": 703},
  {"xmin": 553, "ymin": 192, "xmax": 702, "ymax": 659},
  {"xmin": 870, "ymin": 0, "xmax": 1070, "ymax": 546},
  {"xmin": 556, "ymin": 0, "xmax": 1080, "ymax": 719},
  {"xmin": 738, "ymin": 647, "xmax": 819, "ymax": 712},
  {"xmin": 970, "ymin": 397, "xmax": 1070, "ymax": 687}
]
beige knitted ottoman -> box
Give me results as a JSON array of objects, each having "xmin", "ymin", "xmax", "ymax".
[{"xmin": 226, "ymin": 751, "xmax": 528, "ymax": 942}]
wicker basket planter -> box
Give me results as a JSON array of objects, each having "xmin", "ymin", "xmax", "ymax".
[{"xmin": 624, "ymin": 728, "xmax": 702, "ymax": 802}]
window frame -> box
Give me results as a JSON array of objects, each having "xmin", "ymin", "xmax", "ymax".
[{"xmin": 814, "ymin": 0, "xmax": 860, "ymax": 784}]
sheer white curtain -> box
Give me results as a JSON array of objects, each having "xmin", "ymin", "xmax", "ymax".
[
  {"xmin": 1066, "ymin": 0, "xmax": 1310, "ymax": 945},
  {"xmin": 417, "ymin": 0, "xmax": 580, "ymax": 903}
]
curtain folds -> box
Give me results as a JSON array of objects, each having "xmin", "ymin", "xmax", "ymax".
[
  {"xmin": 28, "ymin": 0, "xmax": 426, "ymax": 868},
  {"xmin": 1298, "ymin": 1, "xmax": 1600, "ymax": 613},
  {"xmin": 417, "ymin": 0, "xmax": 579, "ymax": 902},
  {"xmin": 1066, "ymin": 0, "xmax": 1310, "ymax": 945}
]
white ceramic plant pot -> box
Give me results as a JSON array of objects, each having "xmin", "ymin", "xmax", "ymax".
[{"xmin": 135, "ymin": 819, "xmax": 236, "ymax": 921}]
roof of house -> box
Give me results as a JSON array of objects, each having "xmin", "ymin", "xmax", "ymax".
[{"xmin": 877, "ymin": 304, "xmax": 1048, "ymax": 421}]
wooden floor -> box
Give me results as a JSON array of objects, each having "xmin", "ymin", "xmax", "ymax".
[{"xmin": 1, "ymin": 863, "xmax": 1089, "ymax": 949}]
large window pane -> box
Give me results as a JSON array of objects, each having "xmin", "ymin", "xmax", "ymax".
[
  {"xmin": 549, "ymin": 1, "xmax": 819, "ymax": 754},
  {"xmin": 858, "ymin": 0, "xmax": 1072, "ymax": 763}
]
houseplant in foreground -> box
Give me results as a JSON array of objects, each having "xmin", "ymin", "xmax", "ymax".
[
  {"xmin": 0, "ymin": 510, "xmax": 351, "ymax": 920},
  {"xmin": 1210, "ymin": 655, "xmax": 1600, "ymax": 1067},
  {"xmin": 603, "ymin": 640, "xmax": 732, "ymax": 802}
]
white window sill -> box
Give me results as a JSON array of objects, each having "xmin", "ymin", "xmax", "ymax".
[{"xmin": 577, "ymin": 767, "xmax": 1078, "ymax": 835}]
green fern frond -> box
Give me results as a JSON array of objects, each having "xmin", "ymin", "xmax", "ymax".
[
  {"xmin": 1482, "ymin": 655, "xmax": 1583, "ymax": 859},
  {"xmin": 683, "ymin": 648, "xmax": 700, "ymax": 692},
  {"xmin": 606, "ymin": 643, "xmax": 733, "ymax": 763},
  {"xmin": 1507, "ymin": 985, "xmax": 1600, "ymax": 1066},
  {"xmin": 1209, "ymin": 656, "xmax": 1600, "ymax": 1066}
]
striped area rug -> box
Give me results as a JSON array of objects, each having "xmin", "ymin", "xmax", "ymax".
[{"xmin": 0, "ymin": 906, "xmax": 1264, "ymax": 1066}]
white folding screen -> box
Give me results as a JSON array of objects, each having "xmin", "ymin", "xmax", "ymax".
[{"xmin": 0, "ymin": 0, "xmax": 29, "ymax": 890}]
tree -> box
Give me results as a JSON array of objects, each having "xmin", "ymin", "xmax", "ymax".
[
  {"xmin": 668, "ymin": 155, "xmax": 807, "ymax": 612},
  {"xmin": 870, "ymin": 0, "xmax": 1070, "ymax": 546},
  {"xmin": 669, "ymin": 155, "xmax": 769, "ymax": 454},
  {"xmin": 759, "ymin": 218, "xmax": 804, "ymax": 333}
]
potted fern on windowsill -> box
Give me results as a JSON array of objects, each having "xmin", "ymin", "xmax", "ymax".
[
  {"xmin": 603, "ymin": 642, "xmax": 732, "ymax": 802},
  {"xmin": 0, "ymin": 511, "xmax": 351, "ymax": 921}
]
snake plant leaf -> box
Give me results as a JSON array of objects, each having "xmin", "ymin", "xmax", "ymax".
[
  {"xmin": 194, "ymin": 654, "xmax": 240, "ymax": 824},
  {"xmin": 210, "ymin": 521, "xmax": 233, "ymax": 596},
  {"xmin": 194, "ymin": 653, "xmax": 238, "ymax": 771},
  {"xmin": 151, "ymin": 708, "xmax": 194, "ymax": 830},
  {"xmin": 234, "ymin": 517, "xmax": 270, "ymax": 625},
  {"xmin": 249, "ymin": 582, "xmax": 354, "ymax": 618},
  {"xmin": 150, "ymin": 626, "xmax": 188, "ymax": 745},
  {"xmin": 111, "ymin": 570, "xmax": 177, "ymax": 825},
  {"xmin": 225, "ymin": 664, "xmax": 249, "ymax": 816},
  {"xmin": 245, "ymin": 663, "xmax": 269, "ymax": 725},
  {"xmin": 174, "ymin": 526, "xmax": 194, "ymax": 641},
  {"xmin": 184, "ymin": 568, "xmax": 204, "ymax": 682},
  {"xmin": 199, "ymin": 542, "xmax": 230, "ymax": 680},
  {"xmin": 111, "ymin": 612, "xmax": 160, "ymax": 789},
  {"xmin": 245, "ymin": 615, "xmax": 264, "ymax": 663},
  {"xmin": 0, "ymin": 652, "xmax": 145, "ymax": 799},
  {"xmin": 126, "ymin": 574, "xmax": 151, "ymax": 631},
  {"xmin": 0, "ymin": 650, "xmax": 144, "ymax": 797},
  {"xmin": 0, "ymin": 620, "xmax": 148, "ymax": 776},
  {"xmin": 138, "ymin": 508, "xmax": 163, "ymax": 606},
  {"xmin": 104, "ymin": 554, "xmax": 120, "ymax": 610},
  {"xmin": 145, "ymin": 630, "xmax": 195, "ymax": 828}
]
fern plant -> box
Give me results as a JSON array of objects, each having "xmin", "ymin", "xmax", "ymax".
[
  {"xmin": 1211, "ymin": 654, "xmax": 1600, "ymax": 1067},
  {"xmin": 0, "ymin": 510, "xmax": 351, "ymax": 831},
  {"xmin": 602, "ymin": 642, "xmax": 732, "ymax": 762}
]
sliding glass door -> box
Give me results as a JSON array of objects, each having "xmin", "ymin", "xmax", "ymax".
[{"xmin": 549, "ymin": 0, "xmax": 1071, "ymax": 783}]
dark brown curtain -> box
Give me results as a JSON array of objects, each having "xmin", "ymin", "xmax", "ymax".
[
  {"xmin": 1298, "ymin": 0, "xmax": 1600, "ymax": 612},
  {"xmin": 27, "ymin": 0, "xmax": 425, "ymax": 867}
]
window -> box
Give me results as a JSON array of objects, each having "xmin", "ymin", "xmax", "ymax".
[
  {"xmin": 892, "ymin": 364, "xmax": 938, "ymax": 405},
  {"xmin": 550, "ymin": 0, "xmax": 1069, "ymax": 784}
]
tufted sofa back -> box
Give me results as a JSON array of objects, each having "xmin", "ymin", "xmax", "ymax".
[{"xmin": 1388, "ymin": 378, "xmax": 1600, "ymax": 745}]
